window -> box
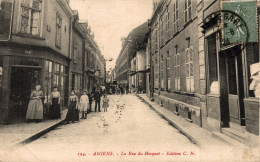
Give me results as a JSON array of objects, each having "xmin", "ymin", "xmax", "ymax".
[
  {"xmin": 160, "ymin": 17, "xmax": 163, "ymax": 44},
  {"xmin": 173, "ymin": 0, "xmax": 179, "ymax": 33},
  {"xmin": 185, "ymin": 39, "xmax": 194, "ymax": 93},
  {"xmin": 247, "ymin": 43, "xmax": 259, "ymax": 97},
  {"xmin": 20, "ymin": 0, "xmax": 42, "ymax": 35},
  {"xmin": 174, "ymin": 46, "xmax": 180, "ymax": 91},
  {"xmin": 161, "ymin": 55, "xmax": 164, "ymax": 89},
  {"xmin": 73, "ymin": 41, "xmax": 78, "ymax": 63},
  {"xmin": 154, "ymin": 57, "xmax": 159, "ymax": 89},
  {"xmin": 184, "ymin": 0, "xmax": 191, "ymax": 23},
  {"xmin": 166, "ymin": 51, "xmax": 170, "ymax": 90},
  {"xmin": 44, "ymin": 60, "xmax": 52, "ymax": 103},
  {"xmin": 55, "ymin": 13, "xmax": 62, "ymax": 48},
  {"xmin": 207, "ymin": 34, "xmax": 218, "ymax": 94},
  {"xmin": 166, "ymin": 6, "xmax": 170, "ymax": 31}
]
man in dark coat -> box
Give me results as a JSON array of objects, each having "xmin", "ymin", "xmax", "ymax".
[
  {"xmin": 94, "ymin": 89, "xmax": 101, "ymax": 112},
  {"xmin": 88, "ymin": 91, "xmax": 94, "ymax": 112}
]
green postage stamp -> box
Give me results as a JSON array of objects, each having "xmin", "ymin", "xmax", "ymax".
[{"xmin": 221, "ymin": 0, "xmax": 258, "ymax": 44}]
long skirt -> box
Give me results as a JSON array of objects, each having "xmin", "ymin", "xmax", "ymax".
[
  {"xmin": 49, "ymin": 98, "xmax": 61, "ymax": 119},
  {"xmin": 66, "ymin": 101, "xmax": 79, "ymax": 122},
  {"xmin": 26, "ymin": 99, "xmax": 43, "ymax": 120},
  {"xmin": 80, "ymin": 101, "xmax": 88, "ymax": 112}
]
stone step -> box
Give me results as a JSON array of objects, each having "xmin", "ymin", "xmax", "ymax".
[
  {"xmin": 221, "ymin": 128, "xmax": 246, "ymax": 143},
  {"xmin": 229, "ymin": 123, "xmax": 246, "ymax": 133},
  {"xmin": 212, "ymin": 132, "xmax": 245, "ymax": 147}
]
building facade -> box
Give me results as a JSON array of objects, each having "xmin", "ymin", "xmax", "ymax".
[
  {"xmin": 115, "ymin": 22, "xmax": 149, "ymax": 89},
  {"xmin": 147, "ymin": 0, "xmax": 259, "ymax": 146},
  {"xmin": 198, "ymin": 0, "xmax": 259, "ymax": 145},
  {"xmin": 0, "ymin": 0, "xmax": 104, "ymax": 124}
]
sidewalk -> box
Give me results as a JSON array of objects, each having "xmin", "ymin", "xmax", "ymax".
[
  {"xmin": 136, "ymin": 94, "xmax": 235, "ymax": 149},
  {"xmin": 0, "ymin": 109, "xmax": 67, "ymax": 150}
]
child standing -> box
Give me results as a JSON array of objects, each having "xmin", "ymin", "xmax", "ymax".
[
  {"xmin": 102, "ymin": 94, "xmax": 109, "ymax": 112},
  {"xmin": 80, "ymin": 90, "xmax": 89, "ymax": 119}
]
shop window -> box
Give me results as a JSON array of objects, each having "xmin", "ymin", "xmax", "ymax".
[
  {"xmin": 20, "ymin": 0, "xmax": 42, "ymax": 35},
  {"xmin": 207, "ymin": 34, "xmax": 218, "ymax": 94},
  {"xmin": 44, "ymin": 60, "xmax": 52, "ymax": 103},
  {"xmin": 55, "ymin": 13, "xmax": 62, "ymax": 48}
]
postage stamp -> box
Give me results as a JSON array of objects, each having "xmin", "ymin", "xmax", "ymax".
[{"xmin": 221, "ymin": 0, "xmax": 258, "ymax": 44}]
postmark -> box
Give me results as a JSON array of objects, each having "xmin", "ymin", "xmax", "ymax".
[{"xmin": 202, "ymin": 0, "xmax": 258, "ymax": 57}]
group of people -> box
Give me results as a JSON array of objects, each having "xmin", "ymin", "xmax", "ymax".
[
  {"xmin": 25, "ymin": 84, "xmax": 110, "ymax": 124},
  {"xmin": 108, "ymin": 84, "xmax": 129, "ymax": 95}
]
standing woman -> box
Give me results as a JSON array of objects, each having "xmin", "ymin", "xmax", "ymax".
[
  {"xmin": 49, "ymin": 86, "xmax": 61, "ymax": 119},
  {"xmin": 66, "ymin": 90, "xmax": 79, "ymax": 124},
  {"xmin": 26, "ymin": 84, "xmax": 44, "ymax": 122},
  {"xmin": 80, "ymin": 90, "xmax": 89, "ymax": 119}
]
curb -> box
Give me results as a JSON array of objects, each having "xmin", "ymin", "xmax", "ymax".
[
  {"xmin": 136, "ymin": 94, "xmax": 201, "ymax": 148},
  {"xmin": 17, "ymin": 119, "xmax": 66, "ymax": 146}
]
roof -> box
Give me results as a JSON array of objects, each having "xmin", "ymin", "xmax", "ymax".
[{"xmin": 129, "ymin": 22, "xmax": 149, "ymax": 49}]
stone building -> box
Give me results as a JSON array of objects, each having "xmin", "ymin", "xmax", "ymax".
[
  {"xmin": 0, "ymin": 0, "xmax": 104, "ymax": 124},
  {"xmin": 147, "ymin": 0, "xmax": 259, "ymax": 146},
  {"xmin": 149, "ymin": 0, "xmax": 201, "ymax": 125}
]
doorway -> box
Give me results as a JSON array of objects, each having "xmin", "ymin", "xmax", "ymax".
[
  {"xmin": 219, "ymin": 46, "xmax": 245, "ymax": 127},
  {"xmin": 9, "ymin": 67, "xmax": 41, "ymax": 123}
]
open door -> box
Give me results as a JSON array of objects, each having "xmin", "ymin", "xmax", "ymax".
[{"xmin": 220, "ymin": 47, "xmax": 245, "ymax": 126}]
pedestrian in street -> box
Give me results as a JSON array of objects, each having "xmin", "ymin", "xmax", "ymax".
[
  {"xmin": 109, "ymin": 87, "xmax": 112, "ymax": 94},
  {"xmin": 94, "ymin": 89, "xmax": 101, "ymax": 112},
  {"xmin": 26, "ymin": 84, "xmax": 44, "ymax": 122},
  {"xmin": 120, "ymin": 85, "xmax": 124, "ymax": 95},
  {"xmin": 49, "ymin": 86, "xmax": 61, "ymax": 119},
  {"xmin": 79, "ymin": 90, "xmax": 88, "ymax": 119},
  {"xmin": 66, "ymin": 90, "xmax": 79, "ymax": 124},
  {"xmin": 102, "ymin": 94, "xmax": 109, "ymax": 112},
  {"xmin": 88, "ymin": 91, "xmax": 94, "ymax": 113}
]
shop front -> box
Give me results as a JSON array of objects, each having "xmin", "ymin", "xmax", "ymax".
[{"xmin": 0, "ymin": 45, "xmax": 69, "ymax": 124}]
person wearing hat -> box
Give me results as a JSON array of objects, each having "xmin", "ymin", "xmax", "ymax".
[
  {"xmin": 79, "ymin": 90, "xmax": 89, "ymax": 119},
  {"xmin": 26, "ymin": 84, "xmax": 44, "ymax": 122}
]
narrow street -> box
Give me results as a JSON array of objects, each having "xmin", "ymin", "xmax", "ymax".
[{"xmin": 3, "ymin": 95, "xmax": 200, "ymax": 162}]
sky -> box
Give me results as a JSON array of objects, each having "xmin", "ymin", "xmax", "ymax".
[{"xmin": 70, "ymin": 0, "xmax": 153, "ymax": 71}]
